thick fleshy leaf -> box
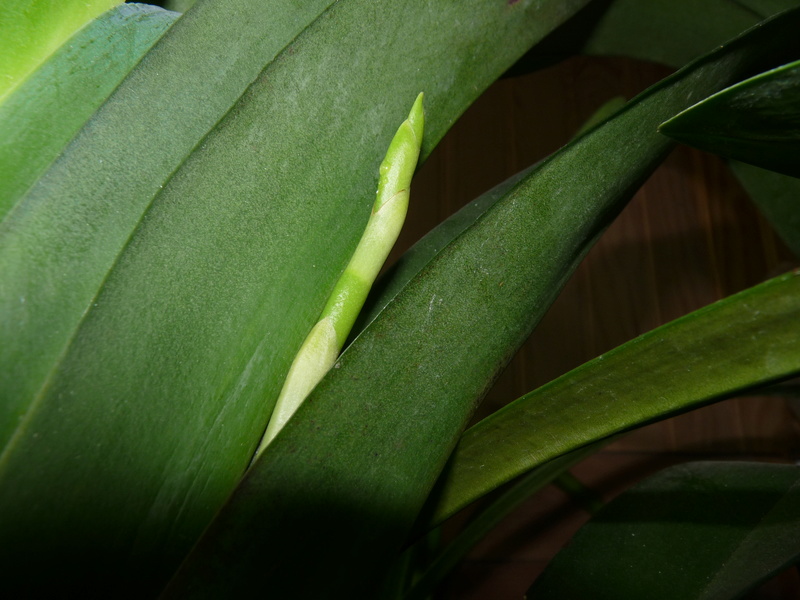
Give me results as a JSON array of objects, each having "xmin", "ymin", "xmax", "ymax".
[
  {"xmin": 0, "ymin": 0, "xmax": 340, "ymax": 451},
  {"xmin": 354, "ymin": 96, "xmax": 626, "ymax": 337},
  {"xmin": 0, "ymin": 0, "xmax": 120, "ymax": 101},
  {"xmin": 660, "ymin": 59, "xmax": 800, "ymax": 178},
  {"xmin": 164, "ymin": 11, "xmax": 800, "ymax": 598},
  {"xmin": 0, "ymin": 3, "xmax": 178, "ymax": 219},
  {"xmin": 0, "ymin": 0, "xmax": 591, "ymax": 595},
  {"xmin": 508, "ymin": 0, "xmax": 800, "ymax": 75},
  {"xmin": 430, "ymin": 271, "xmax": 800, "ymax": 525},
  {"xmin": 529, "ymin": 461, "xmax": 800, "ymax": 600},
  {"xmin": 731, "ymin": 161, "xmax": 800, "ymax": 256},
  {"xmin": 583, "ymin": 0, "xmax": 800, "ymax": 68}
]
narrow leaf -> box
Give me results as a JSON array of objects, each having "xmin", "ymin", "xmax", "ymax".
[
  {"xmin": 165, "ymin": 10, "xmax": 800, "ymax": 598},
  {"xmin": 405, "ymin": 442, "xmax": 608, "ymax": 600},
  {"xmin": 529, "ymin": 461, "xmax": 800, "ymax": 600},
  {"xmin": 430, "ymin": 271, "xmax": 800, "ymax": 525},
  {"xmin": 0, "ymin": 3, "xmax": 178, "ymax": 219},
  {"xmin": 660, "ymin": 59, "xmax": 800, "ymax": 178}
]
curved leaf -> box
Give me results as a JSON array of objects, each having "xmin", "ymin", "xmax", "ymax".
[
  {"xmin": 660, "ymin": 59, "xmax": 800, "ymax": 178},
  {"xmin": 0, "ymin": 0, "xmax": 591, "ymax": 595},
  {"xmin": 430, "ymin": 271, "xmax": 800, "ymax": 524},
  {"xmin": 0, "ymin": 0, "xmax": 339, "ymax": 452},
  {"xmin": 354, "ymin": 96, "xmax": 626, "ymax": 337},
  {"xmin": 507, "ymin": 0, "xmax": 800, "ymax": 75},
  {"xmin": 529, "ymin": 461, "xmax": 800, "ymax": 600},
  {"xmin": 0, "ymin": 3, "xmax": 178, "ymax": 219},
  {"xmin": 582, "ymin": 0, "xmax": 799, "ymax": 68},
  {"xmin": 405, "ymin": 442, "xmax": 608, "ymax": 600},
  {"xmin": 0, "ymin": 0, "xmax": 120, "ymax": 101},
  {"xmin": 164, "ymin": 10, "xmax": 800, "ymax": 598}
]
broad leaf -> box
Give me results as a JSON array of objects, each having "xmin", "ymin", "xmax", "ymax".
[
  {"xmin": 164, "ymin": 10, "xmax": 800, "ymax": 598},
  {"xmin": 355, "ymin": 97, "xmax": 626, "ymax": 336},
  {"xmin": 529, "ymin": 461, "xmax": 800, "ymax": 600},
  {"xmin": 508, "ymin": 0, "xmax": 800, "ymax": 75},
  {"xmin": 0, "ymin": 0, "xmax": 590, "ymax": 595},
  {"xmin": 583, "ymin": 0, "xmax": 800, "ymax": 68},
  {"xmin": 0, "ymin": 0, "xmax": 120, "ymax": 101},
  {"xmin": 0, "ymin": 3, "xmax": 178, "ymax": 219},
  {"xmin": 660, "ymin": 59, "xmax": 800, "ymax": 178},
  {"xmin": 0, "ymin": 0, "xmax": 340, "ymax": 450}
]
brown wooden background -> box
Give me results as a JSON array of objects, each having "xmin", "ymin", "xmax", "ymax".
[{"xmin": 389, "ymin": 56, "xmax": 800, "ymax": 599}]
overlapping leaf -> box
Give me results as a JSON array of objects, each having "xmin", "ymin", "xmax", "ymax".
[
  {"xmin": 0, "ymin": 0, "xmax": 590, "ymax": 595},
  {"xmin": 164, "ymin": 10, "xmax": 800, "ymax": 597},
  {"xmin": 0, "ymin": 3, "xmax": 178, "ymax": 218},
  {"xmin": 660, "ymin": 59, "xmax": 800, "ymax": 178},
  {"xmin": 0, "ymin": 0, "xmax": 120, "ymax": 100},
  {"xmin": 529, "ymin": 461, "xmax": 800, "ymax": 600},
  {"xmin": 430, "ymin": 271, "xmax": 800, "ymax": 524}
]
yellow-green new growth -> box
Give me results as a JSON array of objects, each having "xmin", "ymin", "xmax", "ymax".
[{"xmin": 256, "ymin": 93, "xmax": 424, "ymax": 454}]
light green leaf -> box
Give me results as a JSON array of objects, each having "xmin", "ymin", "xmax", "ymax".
[
  {"xmin": 164, "ymin": 10, "xmax": 800, "ymax": 597},
  {"xmin": 660, "ymin": 59, "xmax": 800, "ymax": 178},
  {"xmin": 0, "ymin": 0, "xmax": 591, "ymax": 595},
  {"xmin": 529, "ymin": 461, "xmax": 800, "ymax": 600},
  {"xmin": 0, "ymin": 3, "xmax": 178, "ymax": 219},
  {"xmin": 0, "ymin": 0, "xmax": 121, "ymax": 101},
  {"xmin": 430, "ymin": 271, "xmax": 800, "ymax": 525}
]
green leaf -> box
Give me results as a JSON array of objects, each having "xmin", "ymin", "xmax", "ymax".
[
  {"xmin": 660, "ymin": 59, "xmax": 800, "ymax": 178},
  {"xmin": 405, "ymin": 442, "xmax": 608, "ymax": 600},
  {"xmin": 354, "ymin": 96, "xmax": 626, "ymax": 337},
  {"xmin": 0, "ymin": 0, "xmax": 591, "ymax": 595},
  {"xmin": 0, "ymin": 0, "xmax": 121, "ymax": 101},
  {"xmin": 430, "ymin": 271, "xmax": 800, "ymax": 525},
  {"xmin": 528, "ymin": 461, "xmax": 800, "ymax": 600},
  {"xmin": 164, "ymin": 11, "xmax": 800, "ymax": 598},
  {"xmin": 0, "ymin": 3, "xmax": 178, "ymax": 220},
  {"xmin": 582, "ymin": 0, "xmax": 799, "ymax": 68},
  {"xmin": 731, "ymin": 161, "xmax": 800, "ymax": 256},
  {"xmin": 0, "ymin": 0, "xmax": 341, "ymax": 453},
  {"xmin": 508, "ymin": 0, "xmax": 800, "ymax": 75}
]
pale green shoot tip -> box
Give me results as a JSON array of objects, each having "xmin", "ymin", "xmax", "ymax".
[{"xmin": 254, "ymin": 94, "xmax": 425, "ymax": 458}]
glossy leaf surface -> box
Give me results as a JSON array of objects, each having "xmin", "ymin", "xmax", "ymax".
[
  {"xmin": 0, "ymin": 0, "xmax": 120, "ymax": 100},
  {"xmin": 431, "ymin": 271, "xmax": 800, "ymax": 524},
  {"xmin": 529, "ymin": 461, "xmax": 800, "ymax": 600},
  {"xmin": 660, "ymin": 59, "xmax": 800, "ymax": 178},
  {"xmin": 0, "ymin": 0, "xmax": 590, "ymax": 595},
  {"xmin": 0, "ymin": 3, "xmax": 178, "ymax": 218},
  {"xmin": 165, "ymin": 10, "xmax": 800, "ymax": 597}
]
